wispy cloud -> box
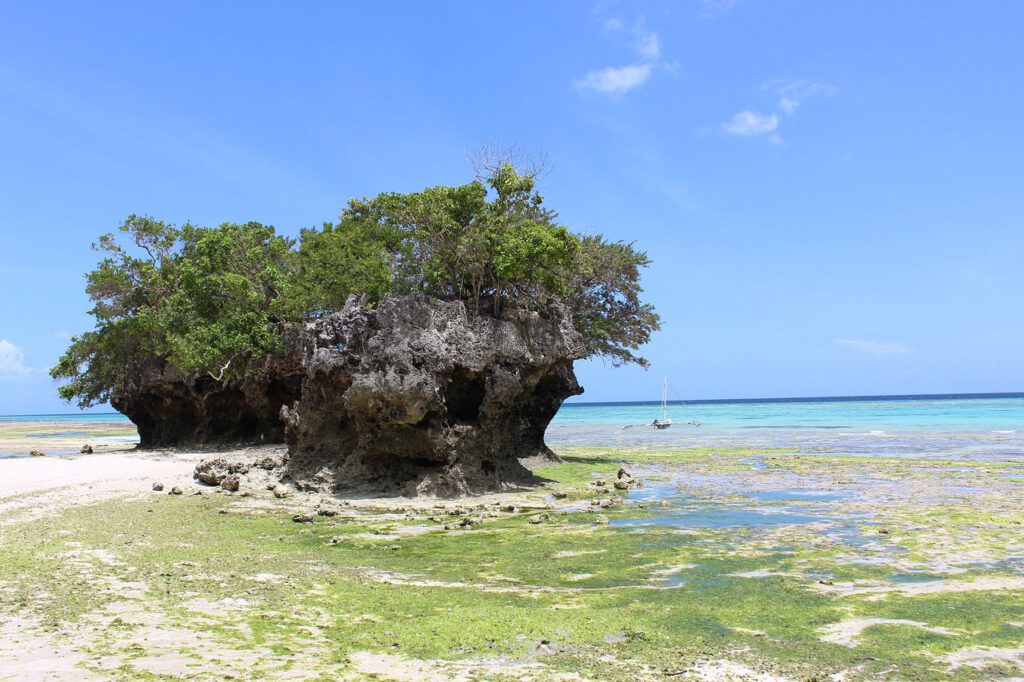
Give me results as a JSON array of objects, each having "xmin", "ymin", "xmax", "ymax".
[
  {"xmin": 767, "ymin": 80, "xmax": 839, "ymax": 115},
  {"xmin": 634, "ymin": 28, "xmax": 661, "ymax": 60},
  {"xmin": 699, "ymin": 0, "xmax": 740, "ymax": 16},
  {"xmin": 0, "ymin": 339, "xmax": 32, "ymax": 378},
  {"xmin": 834, "ymin": 338, "xmax": 912, "ymax": 356},
  {"xmin": 576, "ymin": 64, "xmax": 653, "ymax": 95},
  {"xmin": 722, "ymin": 111, "xmax": 779, "ymax": 137},
  {"xmin": 722, "ymin": 79, "xmax": 837, "ymax": 143},
  {"xmin": 577, "ymin": 14, "xmax": 662, "ymax": 96}
]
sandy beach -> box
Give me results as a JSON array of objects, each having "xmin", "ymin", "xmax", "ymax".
[{"xmin": 0, "ymin": 449, "xmax": 200, "ymax": 524}]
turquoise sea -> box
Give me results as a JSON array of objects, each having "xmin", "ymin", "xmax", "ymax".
[
  {"xmin": 2, "ymin": 393, "xmax": 1022, "ymax": 460},
  {"xmin": 550, "ymin": 393, "xmax": 1024, "ymax": 460}
]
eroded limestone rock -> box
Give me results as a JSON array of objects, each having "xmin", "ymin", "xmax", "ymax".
[
  {"xmin": 281, "ymin": 296, "xmax": 585, "ymax": 496},
  {"xmin": 112, "ymin": 349, "xmax": 304, "ymax": 447}
]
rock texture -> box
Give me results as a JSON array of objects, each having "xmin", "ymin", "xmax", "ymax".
[
  {"xmin": 281, "ymin": 296, "xmax": 585, "ymax": 496},
  {"xmin": 112, "ymin": 351, "xmax": 304, "ymax": 447}
]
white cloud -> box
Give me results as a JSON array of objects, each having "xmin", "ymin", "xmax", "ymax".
[
  {"xmin": 54, "ymin": 329, "xmax": 72, "ymax": 341},
  {"xmin": 767, "ymin": 80, "xmax": 839, "ymax": 115},
  {"xmin": 834, "ymin": 339, "xmax": 912, "ymax": 356},
  {"xmin": 575, "ymin": 64, "xmax": 653, "ymax": 95},
  {"xmin": 634, "ymin": 29, "xmax": 660, "ymax": 60},
  {"xmin": 721, "ymin": 111, "xmax": 779, "ymax": 137},
  {"xmin": 0, "ymin": 339, "xmax": 31, "ymax": 378},
  {"xmin": 579, "ymin": 14, "xmax": 661, "ymax": 96}
]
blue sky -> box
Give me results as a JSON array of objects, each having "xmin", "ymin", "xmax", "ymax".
[{"xmin": 1, "ymin": 1, "xmax": 1022, "ymax": 414}]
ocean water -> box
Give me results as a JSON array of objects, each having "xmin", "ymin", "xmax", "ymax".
[
  {"xmin": 547, "ymin": 393, "xmax": 1024, "ymax": 460},
  {"xmin": 2, "ymin": 393, "xmax": 1022, "ymax": 460}
]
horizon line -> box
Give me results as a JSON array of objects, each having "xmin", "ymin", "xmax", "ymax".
[
  {"xmin": 3, "ymin": 390, "xmax": 1023, "ymax": 418},
  {"xmin": 563, "ymin": 390, "xmax": 1024, "ymax": 407}
]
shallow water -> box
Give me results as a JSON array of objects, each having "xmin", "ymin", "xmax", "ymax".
[
  {"xmin": 548, "ymin": 394, "xmax": 1024, "ymax": 460},
  {"xmin": 612, "ymin": 506, "xmax": 828, "ymax": 529}
]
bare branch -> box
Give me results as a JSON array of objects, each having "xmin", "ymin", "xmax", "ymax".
[{"xmin": 208, "ymin": 354, "xmax": 238, "ymax": 383}]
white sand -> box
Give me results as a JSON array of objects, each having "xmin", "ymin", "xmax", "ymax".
[{"xmin": 0, "ymin": 451, "xmax": 202, "ymax": 525}]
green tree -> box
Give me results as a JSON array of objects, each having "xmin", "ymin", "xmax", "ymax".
[
  {"xmin": 54, "ymin": 164, "xmax": 662, "ymax": 406},
  {"xmin": 565, "ymin": 235, "xmax": 660, "ymax": 368},
  {"xmin": 51, "ymin": 218, "xmax": 295, "ymax": 407}
]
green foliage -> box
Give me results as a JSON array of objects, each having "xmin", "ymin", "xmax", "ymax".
[
  {"xmin": 51, "ymin": 217, "xmax": 295, "ymax": 407},
  {"xmin": 566, "ymin": 235, "xmax": 661, "ymax": 368},
  {"xmin": 54, "ymin": 164, "xmax": 661, "ymax": 406},
  {"xmin": 288, "ymin": 221, "xmax": 393, "ymax": 316}
]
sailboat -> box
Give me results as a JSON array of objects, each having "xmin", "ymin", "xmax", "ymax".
[{"xmin": 624, "ymin": 375, "xmax": 701, "ymax": 430}]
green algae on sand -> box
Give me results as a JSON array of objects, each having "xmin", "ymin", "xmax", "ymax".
[{"xmin": 1, "ymin": 446, "xmax": 1022, "ymax": 680}]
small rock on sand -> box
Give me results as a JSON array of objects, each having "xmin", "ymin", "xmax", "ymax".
[
  {"xmin": 529, "ymin": 514, "xmax": 546, "ymax": 524},
  {"xmin": 220, "ymin": 474, "xmax": 240, "ymax": 492},
  {"xmin": 29, "ymin": 449, "xmax": 45, "ymax": 457},
  {"xmin": 80, "ymin": 444, "xmax": 94, "ymax": 454},
  {"xmin": 273, "ymin": 485, "xmax": 289, "ymax": 499},
  {"xmin": 169, "ymin": 486, "xmax": 183, "ymax": 495},
  {"xmin": 152, "ymin": 482, "xmax": 164, "ymax": 491},
  {"xmin": 293, "ymin": 514, "xmax": 314, "ymax": 523}
]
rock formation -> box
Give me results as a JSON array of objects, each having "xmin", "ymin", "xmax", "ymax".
[
  {"xmin": 113, "ymin": 351, "xmax": 304, "ymax": 447},
  {"xmin": 280, "ymin": 296, "xmax": 585, "ymax": 495}
]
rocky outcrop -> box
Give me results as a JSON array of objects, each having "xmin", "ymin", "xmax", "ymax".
[
  {"xmin": 281, "ymin": 296, "xmax": 585, "ymax": 496},
  {"xmin": 112, "ymin": 351, "xmax": 304, "ymax": 447}
]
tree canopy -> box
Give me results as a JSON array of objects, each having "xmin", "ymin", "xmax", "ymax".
[{"xmin": 53, "ymin": 165, "xmax": 660, "ymax": 407}]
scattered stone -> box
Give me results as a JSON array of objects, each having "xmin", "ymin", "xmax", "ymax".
[
  {"xmin": 316, "ymin": 503, "xmax": 341, "ymax": 517},
  {"xmin": 529, "ymin": 514, "xmax": 546, "ymax": 524},
  {"xmin": 878, "ymin": 528, "xmax": 891, "ymax": 535},
  {"xmin": 220, "ymin": 475, "xmax": 240, "ymax": 492},
  {"xmin": 530, "ymin": 639, "xmax": 564, "ymax": 656},
  {"xmin": 292, "ymin": 514, "xmax": 314, "ymax": 523},
  {"xmin": 613, "ymin": 479, "xmax": 630, "ymax": 490},
  {"xmin": 29, "ymin": 449, "xmax": 45, "ymax": 457},
  {"xmin": 80, "ymin": 444, "xmax": 94, "ymax": 454},
  {"xmin": 273, "ymin": 485, "xmax": 289, "ymax": 499},
  {"xmin": 551, "ymin": 491, "xmax": 568, "ymax": 499},
  {"xmin": 329, "ymin": 537, "xmax": 342, "ymax": 545},
  {"xmin": 194, "ymin": 457, "xmax": 251, "ymax": 486},
  {"xmin": 594, "ymin": 515, "xmax": 610, "ymax": 525},
  {"xmin": 257, "ymin": 455, "xmax": 281, "ymax": 470},
  {"xmin": 593, "ymin": 479, "xmax": 606, "ymax": 487},
  {"xmin": 169, "ymin": 486, "xmax": 183, "ymax": 495},
  {"xmin": 617, "ymin": 467, "xmax": 631, "ymax": 480},
  {"xmin": 152, "ymin": 482, "xmax": 165, "ymax": 491},
  {"xmin": 388, "ymin": 544, "xmax": 400, "ymax": 551}
]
